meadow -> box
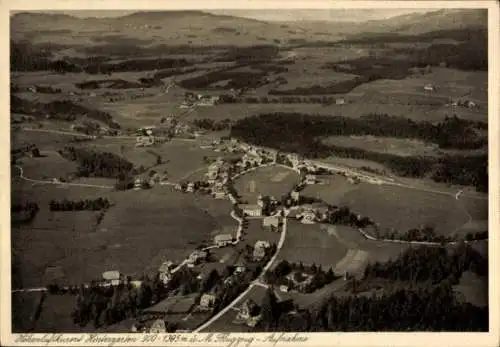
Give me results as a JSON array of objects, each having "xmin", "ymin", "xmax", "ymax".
[
  {"xmin": 11, "ymin": 184, "xmax": 234, "ymax": 288},
  {"xmin": 234, "ymin": 165, "xmax": 299, "ymax": 203},
  {"xmin": 339, "ymin": 183, "xmax": 470, "ymax": 236}
]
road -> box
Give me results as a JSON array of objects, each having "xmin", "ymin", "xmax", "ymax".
[
  {"xmin": 13, "ymin": 165, "xmax": 114, "ymax": 189},
  {"xmin": 193, "ymin": 216, "xmax": 288, "ymax": 333}
]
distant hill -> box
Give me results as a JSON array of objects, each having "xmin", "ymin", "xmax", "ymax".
[{"xmin": 10, "ymin": 9, "xmax": 488, "ymax": 56}]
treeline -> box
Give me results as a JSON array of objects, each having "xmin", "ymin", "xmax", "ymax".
[
  {"xmin": 177, "ymin": 70, "xmax": 268, "ymax": 90},
  {"xmin": 75, "ymin": 78, "xmax": 163, "ymax": 90},
  {"xmin": 11, "ymin": 96, "xmax": 120, "ymax": 129},
  {"xmin": 231, "ymin": 113, "xmax": 487, "ymax": 150},
  {"xmin": 192, "ymin": 118, "xmax": 232, "ymax": 131},
  {"xmin": 214, "ymin": 45, "xmax": 280, "ymax": 64},
  {"xmin": 49, "ymin": 198, "xmax": 110, "ymax": 212},
  {"xmin": 269, "ymin": 76, "xmax": 371, "ymax": 96},
  {"xmin": 264, "ymin": 260, "xmax": 338, "ymax": 293},
  {"xmin": 230, "ymin": 114, "xmax": 488, "ymax": 192},
  {"xmin": 255, "ymin": 243, "xmax": 488, "ymax": 332},
  {"xmin": 362, "ymin": 243, "xmax": 488, "ymax": 284},
  {"xmin": 58, "ymin": 146, "xmax": 133, "ymax": 179},
  {"xmin": 11, "ymin": 202, "xmax": 39, "ymax": 223}
]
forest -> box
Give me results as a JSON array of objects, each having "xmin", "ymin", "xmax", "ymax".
[
  {"xmin": 230, "ymin": 113, "xmax": 488, "ymax": 192},
  {"xmin": 11, "ymin": 202, "xmax": 39, "ymax": 224},
  {"xmin": 58, "ymin": 146, "xmax": 134, "ymax": 179},
  {"xmin": 255, "ymin": 243, "xmax": 488, "ymax": 332},
  {"xmin": 49, "ymin": 198, "xmax": 111, "ymax": 212},
  {"xmin": 11, "ymin": 96, "xmax": 120, "ymax": 129}
]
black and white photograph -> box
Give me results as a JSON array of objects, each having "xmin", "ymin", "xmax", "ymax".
[{"xmin": 3, "ymin": 1, "xmax": 499, "ymax": 345}]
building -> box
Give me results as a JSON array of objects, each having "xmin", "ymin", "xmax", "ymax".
[
  {"xmin": 290, "ymin": 190, "xmax": 300, "ymax": 202},
  {"xmin": 188, "ymin": 250, "xmax": 208, "ymax": 264},
  {"xmin": 241, "ymin": 204, "xmax": 262, "ymax": 217},
  {"xmin": 133, "ymin": 178, "xmax": 143, "ymax": 190},
  {"xmin": 199, "ymin": 293, "xmax": 216, "ymax": 309},
  {"xmin": 262, "ymin": 215, "xmax": 280, "ymax": 229},
  {"xmin": 186, "ymin": 182, "xmax": 195, "ymax": 193},
  {"xmin": 424, "ymin": 84, "xmax": 435, "ymax": 91},
  {"xmin": 136, "ymin": 136, "xmax": 155, "ymax": 147},
  {"xmin": 102, "ymin": 270, "xmax": 122, "ymax": 286},
  {"xmin": 299, "ymin": 210, "xmax": 317, "ymax": 224},
  {"xmin": 335, "ymin": 98, "xmax": 346, "ymax": 105},
  {"xmin": 158, "ymin": 261, "xmax": 174, "ymax": 285},
  {"xmin": 214, "ymin": 234, "xmax": 233, "ymax": 247},
  {"xmin": 149, "ymin": 319, "xmax": 166, "ymax": 333},
  {"xmin": 253, "ymin": 240, "xmax": 271, "ymax": 261},
  {"xmin": 237, "ymin": 299, "xmax": 261, "ymax": 321},
  {"xmin": 305, "ymin": 174, "xmax": 316, "ymax": 185},
  {"xmin": 280, "ymin": 285, "xmax": 289, "ymax": 293},
  {"xmin": 212, "ymin": 189, "xmax": 226, "ymax": 199}
]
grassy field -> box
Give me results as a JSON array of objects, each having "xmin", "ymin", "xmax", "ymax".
[
  {"xmin": 339, "ymin": 183, "xmax": 470, "ymax": 236},
  {"xmin": 453, "ymin": 271, "xmax": 488, "ymax": 308},
  {"xmin": 238, "ymin": 219, "xmax": 281, "ymax": 250},
  {"xmin": 11, "ymin": 183, "xmax": 234, "ymax": 288},
  {"xmin": 12, "ymin": 129, "xmax": 78, "ymax": 151},
  {"xmin": 90, "ymin": 138, "xmax": 158, "ymax": 168},
  {"xmin": 234, "ymin": 165, "xmax": 299, "ymax": 203},
  {"xmin": 275, "ymin": 220, "xmax": 348, "ymax": 270},
  {"xmin": 322, "ymin": 136, "xmax": 441, "ymax": 157},
  {"xmin": 18, "ymin": 151, "xmax": 79, "ymax": 181},
  {"xmin": 300, "ymin": 174, "xmax": 359, "ymax": 206}
]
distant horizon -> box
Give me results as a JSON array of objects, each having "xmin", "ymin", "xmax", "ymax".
[{"xmin": 11, "ymin": 9, "xmax": 436, "ymax": 22}]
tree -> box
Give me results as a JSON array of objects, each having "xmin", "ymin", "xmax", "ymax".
[{"xmin": 260, "ymin": 288, "xmax": 279, "ymax": 331}]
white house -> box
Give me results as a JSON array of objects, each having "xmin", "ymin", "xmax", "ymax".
[
  {"xmin": 335, "ymin": 98, "xmax": 346, "ymax": 105},
  {"xmin": 424, "ymin": 84, "xmax": 435, "ymax": 91},
  {"xmin": 262, "ymin": 215, "xmax": 280, "ymax": 229},
  {"xmin": 188, "ymin": 250, "xmax": 207, "ymax": 264},
  {"xmin": 214, "ymin": 234, "xmax": 233, "ymax": 247},
  {"xmin": 305, "ymin": 174, "xmax": 317, "ymax": 185},
  {"xmin": 299, "ymin": 210, "xmax": 317, "ymax": 224},
  {"xmin": 199, "ymin": 293, "xmax": 216, "ymax": 309},
  {"xmin": 253, "ymin": 240, "xmax": 271, "ymax": 261},
  {"xmin": 241, "ymin": 204, "xmax": 262, "ymax": 217},
  {"xmin": 102, "ymin": 270, "xmax": 122, "ymax": 286},
  {"xmin": 149, "ymin": 319, "xmax": 166, "ymax": 333},
  {"xmin": 291, "ymin": 190, "xmax": 300, "ymax": 202},
  {"xmin": 186, "ymin": 182, "xmax": 195, "ymax": 193}
]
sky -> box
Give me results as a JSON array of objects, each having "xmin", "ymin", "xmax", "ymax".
[{"xmin": 19, "ymin": 9, "xmax": 434, "ymax": 22}]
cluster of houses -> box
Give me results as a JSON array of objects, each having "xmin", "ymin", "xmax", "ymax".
[
  {"xmin": 448, "ymin": 99, "xmax": 478, "ymax": 109},
  {"xmin": 181, "ymin": 92, "xmax": 220, "ymax": 108}
]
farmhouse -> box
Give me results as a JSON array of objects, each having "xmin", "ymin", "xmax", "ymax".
[
  {"xmin": 214, "ymin": 234, "xmax": 233, "ymax": 247},
  {"xmin": 262, "ymin": 215, "xmax": 280, "ymax": 229},
  {"xmin": 305, "ymin": 174, "xmax": 317, "ymax": 185},
  {"xmin": 200, "ymin": 293, "xmax": 217, "ymax": 309},
  {"xmin": 291, "ymin": 190, "xmax": 300, "ymax": 202},
  {"xmin": 298, "ymin": 210, "xmax": 317, "ymax": 224},
  {"xmin": 133, "ymin": 178, "xmax": 143, "ymax": 190},
  {"xmin": 136, "ymin": 136, "xmax": 155, "ymax": 147},
  {"xmin": 186, "ymin": 182, "xmax": 195, "ymax": 193},
  {"xmin": 149, "ymin": 319, "xmax": 166, "ymax": 333},
  {"xmin": 241, "ymin": 204, "xmax": 263, "ymax": 217},
  {"xmin": 212, "ymin": 188, "xmax": 226, "ymax": 199},
  {"xmin": 102, "ymin": 270, "xmax": 122, "ymax": 286},
  {"xmin": 253, "ymin": 240, "xmax": 271, "ymax": 261},
  {"xmin": 335, "ymin": 98, "xmax": 346, "ymax": 105},
  {"xmin": 158, "ymin": 261, "xmax": 174, "ymax": 284},
  {"xmin": 423, "ymin": 84, "xmax": 435, "ymax": 91},
  {"xmin": 188, "ymin": 250, "xmax": 208, "ymax": 265},
  {"xmin": 236, "ymin": 299, "xmax": 261, "ymax": 321}
]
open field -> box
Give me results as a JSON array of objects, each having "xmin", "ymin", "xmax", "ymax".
[
  {"xmin": 339, "ymin": 183, "xmax": 470, "ymax": 236},
  {"xmin": 89, "ymin": 138, "xmax": 158, "ymax": 168},
  {"xmin": 323, "ymin": 136, "xmax": 441, "ymax": 157},
  {"xmin": 18, "ymin": 151, "xmax": 79, "ymax": 181},
  {"xmin": 274, "ymin": 220, "xmax": 348, "ymax": 270},
  {"xmin": 12, "ymin": 129, "xmax": 78, "ymax": 151},
  {"xmin": 11, "ymin": 184, "xmax": 233, "ymax": 288},
  {"xmin": 234, "ymin": 165, "xmax": 299, "ymax": 202},
  {"xmin": 300, "ymin": 174, "xmax": 359, "ymax": 206}
]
